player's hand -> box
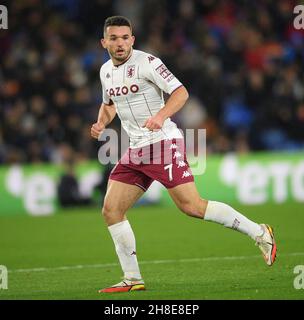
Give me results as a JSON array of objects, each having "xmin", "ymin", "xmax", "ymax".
[
  {"xmin": 142, "ymin": 114, "xmax": 165, "ymax": 132},
  {"xmin": 91, "ymin": 122, "xmax": 105, "ymax": 139}
]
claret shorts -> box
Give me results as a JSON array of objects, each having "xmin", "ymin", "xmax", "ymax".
[{"xmin": 109, "ymin": 138, "xmax": 194, "ymax": 191}]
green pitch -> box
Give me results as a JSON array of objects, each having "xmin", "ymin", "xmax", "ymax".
[{"xmin": 0, "ymin": 203, "xmax": 303, "ymax": 300}]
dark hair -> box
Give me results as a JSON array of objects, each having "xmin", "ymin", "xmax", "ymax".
[{"xmin": 103, "ymin": 16, "xmax": 132, "ymax": 34}]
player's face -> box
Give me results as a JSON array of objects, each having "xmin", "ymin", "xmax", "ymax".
[{"xmin": 102, "ymin": 26, "xmax": 135, "ymax": 63}]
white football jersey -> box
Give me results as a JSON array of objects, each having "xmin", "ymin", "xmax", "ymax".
[{"xmin": 100, "ymin": 49, "xmax": 183, "ymax": 148}]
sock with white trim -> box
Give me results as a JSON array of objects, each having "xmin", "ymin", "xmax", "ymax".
[
  {"xmin": 204, "ymin": 201, "xmax": 263, "ymax": 240},
  {"xmin": 108, "ymin": 220, "xmax": 142, "ymax": 280}
]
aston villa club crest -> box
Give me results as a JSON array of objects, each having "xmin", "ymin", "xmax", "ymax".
[{"xmin": 127, "ymin": 65, "xmax": 135, "ymax": 78}]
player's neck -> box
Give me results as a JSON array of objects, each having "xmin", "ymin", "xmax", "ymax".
[{"xmin": 112, "ymin": 48, "xmax": 133, "ymax": 67}]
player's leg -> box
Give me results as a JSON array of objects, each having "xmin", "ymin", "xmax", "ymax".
[
  {"xmin": 102, "ymin": 179, "xmax": 144, "ymax": 226},
  {"xmin": 168, "ymin": 182, "xmax": 277, "ymax": 266},
  {"xmin": 99, "ymin": 154, "xmax": 154, "ymax": 293},
  {"xmin": 168, "ymin": 181, "xmax": 263, "ymax": 236},
  {"xmin": 99, "ymin": 179, "xmax": 145, "ymax": 293}
]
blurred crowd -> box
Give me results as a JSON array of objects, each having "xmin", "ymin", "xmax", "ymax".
[{"xmin": 1, "ymin": 0, "xmax": 304, "ymax": 164}]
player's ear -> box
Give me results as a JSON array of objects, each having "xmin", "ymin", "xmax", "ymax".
[
  {"xmin": 100, "ymin": 38, "xmax": 107, "ymax": 49},
  {"xmin": 131, "ymin": 35, "xmax": 135, "ymax": 46}
]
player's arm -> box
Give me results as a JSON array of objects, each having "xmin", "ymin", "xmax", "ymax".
[
  {"xmin": 91, "ymin": 102, "xmax": 116, "ymax": 139},
  {"xmin": 143, "ymin": 86, "xmax": 189, "ymax": 131}
]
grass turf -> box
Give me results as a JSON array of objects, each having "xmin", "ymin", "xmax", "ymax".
[{"xmin": 0, "ymin": 203, "xmax": 303, "ymax": 300}]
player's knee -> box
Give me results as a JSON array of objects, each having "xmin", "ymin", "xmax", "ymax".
[
  {"xmin": 101, "ymin": 201, "xmax": 126, "ymax": 224},
  {"xmin": 101, "ymin": 201, "xmax": 113, "ymax": 219},
  {"xmin": 178, "ymin": 201, "xmax": 196, "ymax": 216},
  {"xmin": 178, "ymin": 198, "xmax": 207, "ymax": 218}
]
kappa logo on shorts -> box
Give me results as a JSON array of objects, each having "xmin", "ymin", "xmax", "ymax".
[
  {"xmin": 173, "ymin": 151, "xmax": 182, "ymax": 159},
  {"xmin": 182, "ymin": 171, "xmax": 192, "ymax": 178},
  {"xmin": 177, "ymin": 160, "xmax": 186, "ymax": 168}
]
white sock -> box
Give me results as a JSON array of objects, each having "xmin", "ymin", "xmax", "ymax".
[
  {"xmin": 204, "ymin": 201, "xmax": 263, "ymax": 240},
  {"xmin": 108, "ymin": 220, "xmax": 142, "ymax": 280}
]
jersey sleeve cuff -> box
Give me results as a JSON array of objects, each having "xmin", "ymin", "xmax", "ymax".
[{"xmin": 169, "ymin": 84, "xmax": 183, "ymax": 95}]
